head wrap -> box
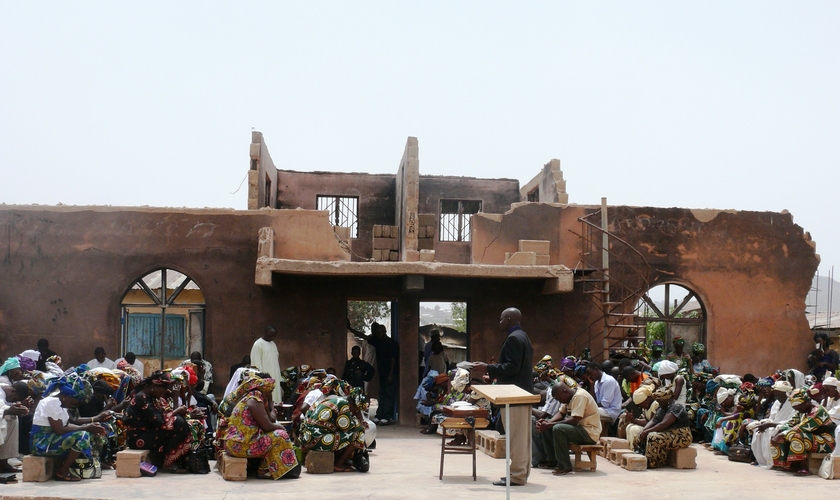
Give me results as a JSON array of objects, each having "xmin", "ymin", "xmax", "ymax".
[
  {"xmin": 823, "ymin": 377, "xmax": 840, "ymax": 389},
  {"xmin": 633, "ymin": 385, "xmax": 654, "ymax": 404},
  {"xmin": 46, "ymin": 355, "xmax": 62, "ymax": 366},
  {"xmin": 451, "ymin": 368, "xmax": 470, "ymax": 393},
  {"xmin": 19, "ymin": 349, "xmax": 41, "ymax": 362},
  {"xmin": 16, "ymin": 355, "xmax": 36, "ymax": 372},
  {"xmin": 147, "ymin": 371, "xmax": 174, "ymax": 387},
  {"xmin": 653, "ymin": 386, "xmax": 674, "ymax": 402},
  {"xmin": 348, "ymin": 386, "xmax": 368, "ymax": 410},
  {"xmin": 540, "ymin": 354, "xmax": 553, "ymax": 364},
  {"xmin": 691, "ymin": 342, "xmax": 705, "ymax": 354},
  {"xmin": 27, "ymin": 372, "xmax": 47, "ymax": 396},
  {"xmin": 673, "ymin": 336, "xmax": 685, "ymax": 346},
  {"xmin": 560, "ymin": 357, "xmax": 576, "ymax": 372},
  {"xmin": 756, "ymin": 377, "xmax": 774, "ymax": 389},
  {"xmin": 0, "ymin": 357, "xmax": 21, "ymax": 376},
  {"xmin": 809, "ymin": 382, "xmax": 823, "ymax": 398},
  {"xmin": 44, "ymin": 373, "xmax": 92, "ymax": 402},
  {"xmin": 220, "ymin": 371, "xmax": 269, "ymax": 417},
  {"xmin": 320, "ymin": 375, "xmax": 351, "ymax": 397},
  {"xmin": 772, "ymin": 380, "xmax": 793, "ymax": 394},
  {"xmin": 739, "ymin": 381, "xmax": 755, "ymax": 393},
  {"xmin": 651, "ymin": 340, "xmax": 664, "ymax": 350},
  {"xmin": 92, "ymin": 380, "xmax": 115, "ymax": 396},
  {"xmin": 788, "ymin": 388, "xmax": 811, "ymax": 406},
  {"xmin": 717, "ymin": 388, "xmax": 736, "ymax": 405},
  {"xmin": 658, "ymin": 361, "xmax": 678, "ymax": 376},
  {"xmin": 434, "ymin": 373, "xmax": 450, "ymax": 386},
  {"xmin": 705, "ymin": 379, "xmax": 720, "ymax": 396},
  {"xmin": 182, "ymin": 365, "xmax": 199, "ymax": 387}
]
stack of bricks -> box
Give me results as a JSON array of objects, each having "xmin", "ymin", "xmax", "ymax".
[
  {"xmin": 372, "ymin": 225, "xmax": 400, "ymax": 261},
  {"xmin": 417, "ymin": 214, "xmax": 436, "ymax": 251},
  {"xmin": 504, "ymin": 240, "xmax": 550, "ymax": 265}
]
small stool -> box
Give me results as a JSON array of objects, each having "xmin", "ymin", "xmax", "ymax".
[
  {"xmin": 570, "ymin": 444, "xmax": 603, "ymax": 471},
  {"xmin": 439, "ymin": 417, "xmax": 489, "ymax": 481}
]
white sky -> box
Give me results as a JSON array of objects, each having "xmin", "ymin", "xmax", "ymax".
[{"xmin": 1, "ymin": 3, "xmax": 837, "ymax": 270}]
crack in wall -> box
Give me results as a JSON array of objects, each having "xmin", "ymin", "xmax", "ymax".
[{"xmin": 480, "ymin": 223, "xmax": 503, "ymax": 263}]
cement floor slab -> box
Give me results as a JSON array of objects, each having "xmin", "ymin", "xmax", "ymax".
[{"xmin": 0, "ymin": 425, "xmax": 834, "ymax": 500}]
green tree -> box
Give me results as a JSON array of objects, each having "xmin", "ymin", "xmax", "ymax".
[
  {"xmin": 347, "ymin": 301, "xmax": 389, "ymax": 332},
  {"xmin": 451, "ymin": 302, "xmax": 466, "ymax": 332}
]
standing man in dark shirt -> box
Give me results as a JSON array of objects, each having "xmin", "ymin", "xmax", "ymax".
[
  {"xmin": 343, "ymin": 345, "xmax": 375, "ymax": 390},
  {"xmin": 472, "ymin": 307, "xmax": 534, "ymax": 487},
  {"xmin": 349, "ymin": 321, "xmax": 399, "ymax": 425}
]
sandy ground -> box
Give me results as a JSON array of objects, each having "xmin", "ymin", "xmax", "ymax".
[{"xmin": 0, "ymin": 425, "xmax": 835, "ymax": 500}]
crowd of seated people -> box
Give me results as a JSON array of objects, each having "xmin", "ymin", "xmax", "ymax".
[
  {"xmin": 0, "ymin": 338, "xmax": 378, "ymax": 482},
  {"xmin": 514, "ymin": 332, "xmax": 839, "ymax": 476}
]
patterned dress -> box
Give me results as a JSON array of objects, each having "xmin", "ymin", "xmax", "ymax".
[
  {"xmin": 642, "ymin": 402, "xmax": 693, "ymax": 468},
  {"xmin": 771, "ymin": 404, "xmax": 836, "ymax": 467},
  {"xmin": 223, "ymin": 389, "xmax": 299, "ymax": 479},
  {"xmin": 300, "ymin": 395, "xmax": 364, "ymax": 453},
  {"xmin": 30, "ymin": 396, "xmax": 94, "ymax": 459},
  {"xmin": 123, "ymin": 392, "xmax": 191, "ymax": 467}
]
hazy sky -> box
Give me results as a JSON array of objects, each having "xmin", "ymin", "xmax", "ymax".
[{"xmin": 2, "ymin": 3, "xmax": 838, "ymax": 270}]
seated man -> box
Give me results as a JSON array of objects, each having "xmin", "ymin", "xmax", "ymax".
[
  {"xmin": 87, "ymin": 347, "xmax": 116, "ymax": 370},
  {"xmin": 535, "ymin": 381, "xmax": 602, "ymax": 475},
  {"xmin": 584, "ymin": 363, "xmax": 622, "ymax": 436},
  {"xmin": 0, "ymin": 382, "xmax": 30, "ymax": 473},
  {"xmin": 531, "ymin": 385, "xmax": 560, "ymax": 466}
]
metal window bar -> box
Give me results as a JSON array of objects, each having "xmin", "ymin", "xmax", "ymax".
[
  {"xmin": 316, "ymin": 195, "xmax": 358, "ymax": 238},
  {"xmin": 440, "ymin": 200, "xmax": 480, "ymax": 242}
]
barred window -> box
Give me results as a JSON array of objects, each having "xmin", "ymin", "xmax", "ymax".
[
  {"xmin": 316, "ymin": 195, "xmax": 359, "ymax": 238},
  {"xmin": 440, "ymin": 199, "xmax": 481, "ymax": 242}
]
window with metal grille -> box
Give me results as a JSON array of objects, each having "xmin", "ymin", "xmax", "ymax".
[
  {"xmin": 316, "ymin": 195, "xmax": 359, "ymax": 238},
  {"xmin": 439, "ymin": 199, "xmax": 481, "ymax": 242}
]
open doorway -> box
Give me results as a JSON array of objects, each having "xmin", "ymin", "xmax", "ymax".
[{"xmin": 419, "ymin": 301, "xmax": 467, "ymax": 380}]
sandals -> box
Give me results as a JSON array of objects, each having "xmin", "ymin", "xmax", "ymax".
[
  {"xmin": 795, "ymin": 469, "xmax": 810, "ymax": 476},
  {"xmin": 536, "ymin": 461, "xmax": 558, "ymax": 469},
  {"xmin": 552, "ymin": 468, "xmax": 573, "ymax": 476},
  {"xmin": 333, "ymin": 464, "xmax": 354, "ymax": 472},
  {"xmin": 54, "ymin": 472, "xmax": 81, "ymax": 482}
]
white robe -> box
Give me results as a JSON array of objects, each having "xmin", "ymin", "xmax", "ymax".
[
  {"xmin": 752, "ymin": 399, "xmax": 795, "ymax": 468},
  {"xmin": 250, "ymin": 338, "xmax": 282, "ymax": 403},
  {"xmin": 0, "ymin": 388, "xmax": 19, "ymax": 460}
]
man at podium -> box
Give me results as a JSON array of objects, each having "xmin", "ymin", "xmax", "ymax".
[{"xmin": 471, "ymin": 307, "xmax": 534, "ymax": 486}]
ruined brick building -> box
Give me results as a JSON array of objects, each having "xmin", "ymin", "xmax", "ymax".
[{"xmin": 0, "ymin": 132, "xmax": 818, "ymax": 424}]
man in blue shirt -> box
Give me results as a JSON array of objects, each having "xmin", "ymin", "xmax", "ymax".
[{"xmin": 584, "ymin": 363, "xmax": 622, "ymax": 436}]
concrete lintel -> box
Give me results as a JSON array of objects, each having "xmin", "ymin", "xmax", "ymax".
[{"xmin": 255, "ymin": 257, "xmax": 573, "ymax": 289}]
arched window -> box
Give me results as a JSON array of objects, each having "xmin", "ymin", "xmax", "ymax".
[
  {"xmin": 120, "ymin": 268, "xmax": 205, "ymax": 370},
  {"xmin": 638, "ymin": 283, "xmax": 706, "ymax": 349}
]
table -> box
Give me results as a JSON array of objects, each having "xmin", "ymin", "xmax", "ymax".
[
  {"xmin": 471, "ymin": 385, "xmax": 540, "ymax": 499},
  {"xmin": 438, "ymin": 405, "xmax": 490, "ymax": 480}
]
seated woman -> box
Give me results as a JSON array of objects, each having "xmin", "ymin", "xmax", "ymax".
[
  {"xmin": 656, "ymin": 361, "xmax": 687, "ymax": 406},
  {"xmin": 770, "ymin": 388, "xmax": 836, "ymax": 475},
  {"xmin": 223, "ymin": 374, "xmax": 300, "ymax": 479},
  {"xmin": 713, "ymin": 384, "xmax": 756, "ymax": 454},
  {"xmin": 636, "ymin": 386, "xmax": 692, "ymax": 468},
  {"xmin": 30, "ymin": 374, "xmax": 106, "ymax": 482},
  {"xmin": 749, "ymin": 380, "xmax": 794, "ymax": 468},
  {"xmin": 300, "ymin": 387, "xmax": 367, "ymax": 472},
  {"xmin": 622, "ymin": 385, "xmax": 658, "ymax": 450},
  {"xmin": 123, "ymin": 371, "xmax": 193, "ymax": 473}
]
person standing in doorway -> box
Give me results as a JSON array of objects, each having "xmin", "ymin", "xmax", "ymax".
[
  {"xmin": 471, "ymin": 307, "xmax": 534, "ymax": 487},
  {"xmin": 250, "ymin": 326, "xmax": 283, "ymax": 404},
  {"xmin": 349, "ymin": 321, "xmax": 399, "ymax": 425}
]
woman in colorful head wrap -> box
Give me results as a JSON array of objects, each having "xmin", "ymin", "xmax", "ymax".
[
  {"xmin": 122, "ymin": 371, "xmax": 193, "ymax": 472},
  {"xmin": 656, "ymin": 360, "xmax": 686, "ymax": 406},
  {"xmin": 30, "ymin": 373, "xmax": 105, "ymax": 481},
  {"xmin": 708, "ymin": 387, "xmax": 742, "ymax": 454},
  {"xmin": 690, "ymin": 343, "xmax": 714, "ymax": 374},
  {"xmin": 300, "ymin": 389, "xmax": 367, "ymax": 472},
  {"xmin": 649, "ymin": 340, "xmax": 665, "ymax": 365},
  {"xmin": 636, "ymin": 385, "xmax": 692, "ymax": 468},
  {"xmin": 424, "ymin": 368, "xmax": 474, "ymax": 442},
  {"xmin": 666, "ymin": 336, "xmax": 693, "ymax": 375},
  {"xmin": 622, "ymin": 385, "xmax": 658, "ymax": 449},
  {"xmin": 0, "ymin": 357, "xmax": 24, "ymax": 385},
  {"xmin": 770, "ymin": 388, "xmax": 835, "ymax": 474},
  {"xmin": 223, "ymin": 375, "xmax": 300, "ymax": 479}
]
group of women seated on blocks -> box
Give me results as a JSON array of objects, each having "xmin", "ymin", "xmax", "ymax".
[{"xmin": 0, "ymin": 350, "xmax": 374, "ymax": 481}]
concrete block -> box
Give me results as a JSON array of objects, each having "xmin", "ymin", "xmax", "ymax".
[
  {"xmin": 404, "ymin": 249, "xmax": 419, "ymax": 262},
  {"xmin": 504, "ymin": 251, "xmax": 536, "ymax": 265},
  {"xmin": 667, "ymin": 446, "xmax": 697, "ymax": 469},
  {"xmin": 809, "ymin": 453, "xmax": 829, "ymax": 475},
  {"xmin": 609, "ymin": 448, "xmax": 634, "ymax": 464},
  {"xmin": 305, "ymin": 450, "xmax": 335, "ymax": 474},
  {"xmin": 116, "ymin": 449, "xmax": 149, "ymax": 478},
  {"xmin": 388, "ymin": 226, "xmax": 399, "ymax": 238},
  {"xmin": 476, "ymin": 430, "xmax": 505, "ymax": 459},
  {"xmin": 220, "ymin": 453, "xmax": 247, "ymax": 481},
  {"xmin": 371, "ymin": 249, "xmax": 381, "ymax": 261},
  {"xmin": 333, "ymin": 226, "xmax": 350, "ymax": 241},
  {"xmin": 373, "ymin": 225, "xmax": 382, "ymax": 238},
  {"xmin": 519, "ymin": 240, "xmax": 550, "ymax": 254},
  {"xmin": 418, "ymin": 226, "xmax": 427, "ymax": 238},
  {"xmin": 390, "ymin": 250, "xmax": 399, "ymax": 261},
  {"xmin": 621, "ymin": 453, "xmax": 647, "ymax": 471},
  {"xmin": 418, "ymin": 238, "xmax": 434, "ymax": 251},
  {"xmin": 418, "ymin": 214, "xmax": 436, "ymax": 227},
  {"xmin": 374, "ymin": 238, "xmax": 399, "ymax": 251},
  {"xmin": 22, "ymin": 455, "xmax": 54, "ymax": 482},
  {"xmin": 419, "ymin": 249, "xmax": 435, "ymax": 262},
  {"xmin": 535, "ymin": 254, "xmax": 550, "ymax": 265},
  {"xmin": 425, "ymin": 225, "xmax": 435, "ymax": 238}
]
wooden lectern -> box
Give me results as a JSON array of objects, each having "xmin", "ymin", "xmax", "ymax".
[{"xmin": 471, "ymin": 385, "xmax": 540, "ymax": 499}]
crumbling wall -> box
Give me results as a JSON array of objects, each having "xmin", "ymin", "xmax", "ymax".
[{"xmin": 248, "ymin": 131, "xmax": 279, "ymax": 210}]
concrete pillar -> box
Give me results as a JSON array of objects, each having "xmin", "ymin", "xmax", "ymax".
[{"xmin": 397, "ymin": 293, "xmax": 419, "ymax": 426}]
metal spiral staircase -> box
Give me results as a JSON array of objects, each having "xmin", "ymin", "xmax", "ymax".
[{"xmin": 563, "ymin": 201, "xmax": 651, "ymax": 361}]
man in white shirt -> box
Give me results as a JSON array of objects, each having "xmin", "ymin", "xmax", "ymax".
[
  {"xmin": 0, "ymin": 382, "xmax": 30, "ymax": 473},
  {"xmin": 87, "ymin": 347, "xmax": 116, "ymax": 370},
  {"xmin": 250, "ymin": 325, "xmax": 283, "ymax": 404},
  {"xmin": 115, "ymin": 352, "xmax": 144, "ymax": 378},
  {"xmin": 531, "ymin": 384, "xmax": 561, "ymax": 466},
  {"xmin": 584, "ymin": 363, "xmax": 623, "ymax": 435}
]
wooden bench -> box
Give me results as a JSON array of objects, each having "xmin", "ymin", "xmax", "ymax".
[
  {"xmin": 22, "ymin": 455, "xmax": 55, "ymax": 482},
  {"xmin": 439, "ymin": 417, "xmax": 489, "ymax": 481},
  {"xmin": 115, "ymin": 449, "xmax": 149, "ymax": 478},
  {"xmin": 476, "ymin": 429, "xmax": 505, "ymax": 459},
  {"xmin": 569, "ymin": 444, "xmax": 603, "ymax": 471}
]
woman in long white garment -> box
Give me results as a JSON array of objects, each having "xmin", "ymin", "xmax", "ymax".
[{"xmin": 750, "ymin": 380, "xmax": 794, "ymax": 468}]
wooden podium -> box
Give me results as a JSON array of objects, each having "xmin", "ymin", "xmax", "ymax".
[{"xmin": 471, "ymin": 385, "xmax": 540, "ymax": 498}]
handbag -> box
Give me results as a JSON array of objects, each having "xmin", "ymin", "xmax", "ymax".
[
  {"xmin": 727, "ymin": 444, "xmax": 752, "ymax": 463},
  {"xmin": 352, "ymin": 449, "xmax": 370, "ymax": 473},
  {"xmin": 187, "ymin": 448, "xmax": 211, "ymax": 474},
  {"xmin": 69, "ymin": 457, "xmax": 102, "ymax": 479},
  {"xmin": 818, "ymin": 455, "xmax": 835, "ymax": 480}
]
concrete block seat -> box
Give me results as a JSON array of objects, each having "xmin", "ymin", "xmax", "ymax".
[
  {"xmin": 609, "ymin": 448, "xmax": 634, "ymax": 465},
  {"xmin": 569, "ymin": 444, "xmax": 603, "ymax": 471},
  {"xmin": 476, "ymin": 429, "xmax": 505, "ymax": 459},
  {"xmin": 116, "ymin": 449, "xmax": 149, "ymax": 478},
  {"xmin": 621, "ymin": 453, "xmax": 648, "ymax": 471},
  {"xmin": 667, "ymin": 446, "xmax": 697, "ymax": 469},
  {"xmin": 304, "ymin": 450, "xmax": 335, "ymax": 475},
  {"xmin": 22, "ymin": 455, "xmax": 56, "ymax": 482},
  {"xmin": 219, "ymin": 452, "xmax": 248, "ymax": 481}
]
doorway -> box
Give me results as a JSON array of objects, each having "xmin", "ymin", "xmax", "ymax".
[{"xmin": 419, "ymin": 301, "xmax": 468, "ymax": 380}]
